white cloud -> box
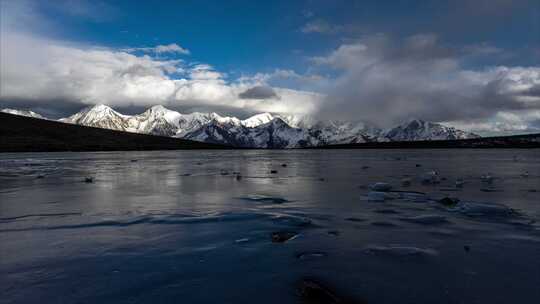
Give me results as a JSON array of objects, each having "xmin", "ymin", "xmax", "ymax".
[
  {"xmin": 0, "ymin": 32, "xmax": 321, "ymax": 115},
  {"xmin": 300, "ymin": 19, "xmax": 343, "ymax": 34},
  {"xmin": 124, "ymin": 43, "xmax": 190, "ymax": 55}
]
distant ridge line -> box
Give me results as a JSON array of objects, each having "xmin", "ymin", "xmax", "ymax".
[{"xmin": 311, "ymin": 133, "xmax": 540, "ymax": 149}]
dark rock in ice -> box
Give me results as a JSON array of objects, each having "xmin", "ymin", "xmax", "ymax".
[
  {"xmin": 36, "ymin": 174, "xmax": 45, "ymax": 179},
  {"xmin": 196, "ymin": 162, "xmax": 203, "ymax": 165},
  {"xmin": 527, "ymin": 189, "xmax": 537, "ymax": 192},
  {"xmin": 180, "ymin": 173, "xmax": 191, "ymax": 176},
  {"xmin": 130, "ymin": 159, "xmax": 138, "ymax": 162},
  {"xmin": 401, "ymin": 178, "xmax": 412, "ymax": 187},
  {"xmin": 240, "ymin": 195, "xmax": 289, "ymax": 204},
  {"xmin": 399, "ymin": 215, "xmax": 448, "ymax": 225},
  {"xmin": 371, "ymin": 221, "xmax": 397, "ymax": 227},
  {"xmin": 438, "ymin": 197, "xmax": 460, "ymax": 206},
  {"xmin": 327, "ymin": 230, "xmax": 340, "ymax": 236},
  {"xmin": 235, "ymin": 175, "xmax": 242, "ymax": 181},
  {"xmin": 374, "ymin": 209, "xmax": 400, "ymax": 214},
  {"xmin": 364, "ymin": 245, "xmax": 438, "ymax": 258},
  {"xmin": 270, "ymin": 170, "xmax": 278, "ymax": 174},
  {"xmin": 415, "ymin": 164, "xmax": 422, "ymax": 167},
  {"xmin": 370, "ymin": 182, "xmax": 392, "ymax": 192},
  {"xmin": 296, "ymin": 251, "xmax": 327, "ymax": 260},
  {"xmin": 297, "ymin": 278, "xmax": 353, "ymax": 304},
  {"xmin": 480, "ymin": 187, "xmax": 502, "ymax": 192},
  {"xmin": 361, "ymin": 165, "xmax": 370, "ymax": 170},
  {"xmin": 345, "ymin": 217, "xmax": 365, "ymax": 222},
  {"xmin": 84, "ymin": 177, "xmax": 93, "ymax": 183},
  {"xmin": 271, "ymin": 231, "xmax": 298, "ymax": 243},
  {"xmin": 281, "ymin": 163, "xmax": 287, "ymax": 167},
  {"xmin": 464, "ymin": 245, "xmax": 471, "ymax": 252}
]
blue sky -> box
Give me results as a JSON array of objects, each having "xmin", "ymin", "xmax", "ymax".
[
  {"xmin": 1, "ymin": 0, "xmax": 539, "ymax": 134},
  {"xmin": 29, "ymin": 0, "xmax": 540, "ymax": 70}
]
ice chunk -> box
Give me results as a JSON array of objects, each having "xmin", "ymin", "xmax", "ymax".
[
  {"xmin": 421, "ymin": 171, "xmax": 440, "ymax": 184},
  {"xmin": 370, "ymin": 182, "xmax": 392, "ymax": 192},
  {"xmin": 481, "ymin": 174, "xmax": 494, "ymax": 184},
  {"xmin": 296, "ymin": 251, "xmax": 327, "ymax": 259},
  {"xmin": 455, "ymin": 202, "xmax": 514, "ymax": 217},
  {"xmin": 367, "ymin": 191, "xmax": 396, "ymax": 202}
]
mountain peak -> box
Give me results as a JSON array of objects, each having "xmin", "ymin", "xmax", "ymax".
[
  {"xmin": 242, "ymin": 113, "xmax": 274, "ymax": 128},
  {"xmin": 403, "ymin": 118, "xmax": 427, "ymax": 128},
  {"xmin": 385, "ymin": 119, "xmax": 478, "ymax": 141},
  {"xmin": 87, "ymin": 104, "xmax": 113, "ymax": 112}
]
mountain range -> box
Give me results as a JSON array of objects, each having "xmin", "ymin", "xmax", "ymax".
[{"xmin": 2, "ymin": 105, "xmax": 480, "ymax": 148}]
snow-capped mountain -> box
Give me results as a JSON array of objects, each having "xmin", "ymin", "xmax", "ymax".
[
  {"xmin": 382, "ymin": 119, "xmax": 479, "ymax": 141},
  {"xmin": 18, "ymin": 104, "xmax": 480, "ymax": 148},
  {"xmin": 59, "ymin": 104, "xmax": 131, "ymax": 131},
  {"xmin": 1, "ymin": 108, "xmax": 46, "ymax": 119},
  {"xmin": 184, "ymin": 117, "xmax": 309, "ymax": 148},
  {"xmin": 126, "ymin": 105, "xmax": 182, "ymax": 137}
]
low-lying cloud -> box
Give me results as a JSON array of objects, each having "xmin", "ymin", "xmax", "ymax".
[
  {"xmin": 311, "ymin": 34, "xmax": 540, "ymax": 129},
  {"xmin": 238, "ymin": 86, "xmax": 280, "ymax": 99}
]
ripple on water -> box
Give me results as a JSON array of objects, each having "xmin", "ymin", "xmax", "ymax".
[
  {"xmin": 0, "ymin": 212, "xmax": 273, "ymax": 233},
  {"xmin": 451, "ymin": 202, "xmax": 515, "ymax": 218},
  {"xmin": 239, "ymin": 195, "xmax": 290, "ymax": 204},
  {"xmin": 363, "ymin": 245, "xmax": 439, "ymax": 258},
  {"xmin": 399, "ymin": 215, "xmax": 449, "ymax": 225}
]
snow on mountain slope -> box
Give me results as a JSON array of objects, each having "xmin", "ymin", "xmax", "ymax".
[
  {"xmin": 59, "ymin": 104, "xmax": 131, "ymax": 131},
  {"xmin": 306, "ymin": 120, "xmax": 381, "ymax": 145},
  {"xmin": 175, "ymin": 112, "xmax": 239, "ymax": 137},
  {"xmin": 241, "ymin": 113, "xmax": 274, "ymax": 128},
  {"xmin": 126, "ymin": 105, "xmax": 182, "ymax": 137},
  {"xmin": 184, "ymin": 117, "xmax": 309, "ymax": 148},
  {"xmin": 383, "ymin": 119, "xmax": 480, "ymax": 141},
  {"xmin": 1, "ymin": 108, "xmax": 45, "ymax": 119},
  {"xmin": 278, "ymin": 114, "xmax": 317, "ymax": 129}
]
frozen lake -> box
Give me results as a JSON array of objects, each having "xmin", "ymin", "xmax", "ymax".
[{"xmin": 1, "ymin": 149, "xmax": 539, "ymax": 304}]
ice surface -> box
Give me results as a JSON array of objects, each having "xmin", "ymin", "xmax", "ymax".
[{"xmin": 1, "ymin": 149, "xmax": 540, "ymax": 304}]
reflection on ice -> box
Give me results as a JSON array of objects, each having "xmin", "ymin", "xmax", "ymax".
[{"xmin": 1, "ymin": 149, "xmax": 539, "ymax": 304}]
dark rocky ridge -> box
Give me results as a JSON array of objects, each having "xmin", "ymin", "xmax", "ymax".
[{"xmin": 0, "ymin": 112, "xmax": 229, "ymax": 152}]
